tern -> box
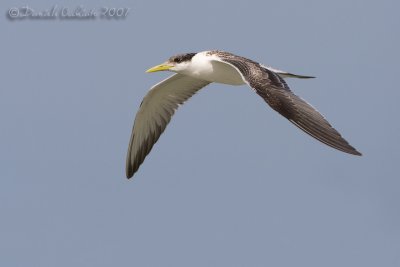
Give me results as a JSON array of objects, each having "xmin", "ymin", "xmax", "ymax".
[{"xmin": 126, "ymin": 50, "xmax": 361, "ymax": 178}]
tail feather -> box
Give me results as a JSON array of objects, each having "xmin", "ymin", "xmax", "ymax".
[
  {"xmin": 280, "ymin": 72, "xmax": 315, "ymax": 79},
  {"xmin": 262, "ymin": 65, "xmax": 315, "ymax": 79}
]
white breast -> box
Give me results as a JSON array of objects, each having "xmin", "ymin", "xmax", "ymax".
[{"xmin": 180, "ymin": 52, "xmax": 246, "ymax": 86}]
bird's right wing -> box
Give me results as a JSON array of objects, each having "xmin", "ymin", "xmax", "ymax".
[
  {"xmin": 211, "ymin": 53, "xmax": 361, "ymax": 156},
  {"xmin": 254, "ymin": 73, "xmax": 362, "ymax": 156},
  {"xmin": 126, "ymin": 74, "xmax": 210, "ymax": 178}
]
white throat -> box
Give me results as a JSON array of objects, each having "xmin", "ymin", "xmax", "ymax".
[{"xmin": 175, "ymin": 52, "xmax": 246, "ymax": 86}]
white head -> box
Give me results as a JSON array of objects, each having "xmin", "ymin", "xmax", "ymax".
[{"xmin": 146, "ymin": 53, "xmax": 196, "ymax": 74}]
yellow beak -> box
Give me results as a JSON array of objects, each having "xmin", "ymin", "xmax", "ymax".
[{"xmin": 146, "ymin": 63, "xmax": 174, "ymax": 73}]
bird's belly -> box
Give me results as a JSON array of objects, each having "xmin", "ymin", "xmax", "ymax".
[
  {"xmin": 188, "ymin": 60, "xmax": 246, "ymax": 85},
  {"xmin": 209, "ymin": 60, "xmax": 246, "ymax": 85}
]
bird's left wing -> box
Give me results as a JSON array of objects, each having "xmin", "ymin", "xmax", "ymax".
[{"xmin": 126, "ymin": 74, "xmax": 210, "ymax": 178}]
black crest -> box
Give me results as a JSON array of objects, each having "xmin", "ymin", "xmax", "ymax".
[{"xmin": 169, "ymin": 53, "xmax": 196, "ymax": 63}]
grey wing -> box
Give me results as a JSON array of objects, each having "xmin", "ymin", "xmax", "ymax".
[
  {"xmin": 126, "ymin": 74, "xmax": 210, "ymax": 178},
  {"xmin": 213, "ymin": 55, "xmax": 361, "ymax": 156},
  {"xmin": 256, "ymin": 74, "xmax": 362, "ymax": 156}
]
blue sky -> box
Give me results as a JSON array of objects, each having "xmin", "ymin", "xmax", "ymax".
[{"xmin": 1, "ymin": 0, "xmax": 399, "ymax": 266}]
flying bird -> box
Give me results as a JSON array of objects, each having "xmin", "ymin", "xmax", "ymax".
[{"xmin": 126, "ymin": 50, "xmax": 361, "ymax": 178}]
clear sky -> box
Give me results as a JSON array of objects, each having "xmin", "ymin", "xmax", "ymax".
[{"xmin": 1, "ymin": 0, "xmax": 399, "ymax": 266}]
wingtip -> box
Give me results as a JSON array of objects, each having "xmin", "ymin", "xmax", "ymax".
[
  {"xmin": 344, "ymin": 146, "xmax": 362, "ymax": 156},
  {"xmin": 126, "ymin": 166, "xmax": 135, "ymax": 179}
]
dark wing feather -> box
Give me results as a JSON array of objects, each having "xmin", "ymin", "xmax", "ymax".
[
  {"xmin": 126, "ymin": 74, "xmax": 210, "ymax": 178},
  {"xmin": 214, "ymin": 52, "xmax": 361, "ymax": 156}
]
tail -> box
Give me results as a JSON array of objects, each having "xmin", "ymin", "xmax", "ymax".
[
  {"xmin": 262, "ymin": 65, "xmax": 315, "ymax": 79},
  {"xmin": 278, "ymin": 72, "xmax": 315, "ymax": 79}
]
